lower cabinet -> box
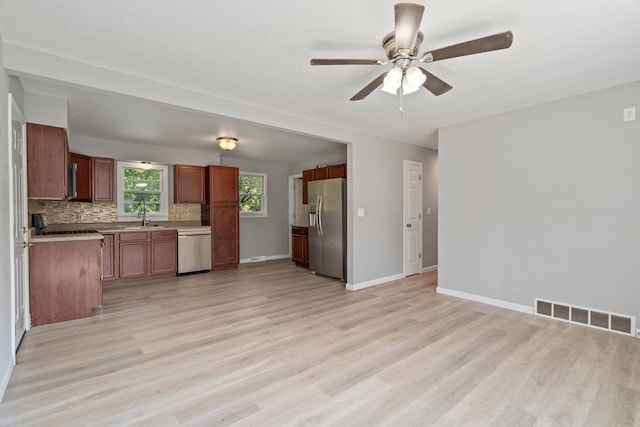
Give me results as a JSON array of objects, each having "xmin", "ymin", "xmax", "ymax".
[
  {"xmin": 291, "ymin": 226, "xmax": 309, "ymax": 268},
  {"xmin": 101, "ymin": 233, "xmax": 117, "ymax": 281},
  {"xmin": 103, "ymin": 230, "xmax": 177, "ymax": 285},
  {"xmin": 150, "ymin": 230, "xmax": 178, "ymax": 275},
  {"xmin": 29, "ymin": 238, "xmax": 102, "ymax": 326},
  {"xmin": 119, "ymin": 232, "xmax": 148, "ymax": 279}
]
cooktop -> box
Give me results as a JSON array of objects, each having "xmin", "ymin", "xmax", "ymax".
[{"xmin": 42, "ymin": 230, "xmax": 99, "ymax": 235}]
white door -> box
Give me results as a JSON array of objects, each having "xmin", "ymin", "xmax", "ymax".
[
  {"xmin": 403, "ymin": 160, "xmax": 422, "ymax": 276},
  {"xmin": 9, "ymin": 94, "xmax": 29, "ymax": 353}
]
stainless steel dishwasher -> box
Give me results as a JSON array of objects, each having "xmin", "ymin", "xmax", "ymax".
[{"xmin": 177, "ymin": 227, "xmax": 212, "ymax": 275}]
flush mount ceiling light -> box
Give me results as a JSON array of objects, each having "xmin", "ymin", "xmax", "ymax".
[
  {"xmin": 138, "ymin": 161, "xmax": 153, "ymax": 170},
  {"xmin": 217, "ymin": 136, "xmax": 237, "ymax": 151}
]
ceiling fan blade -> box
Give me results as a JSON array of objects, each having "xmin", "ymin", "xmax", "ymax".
[
  {"xmin": 394, "ymin": 3, "xmax": 425, "ymax": 53},
  {"xmin": 418, "ymin": 68, "xmax": 453, "ymax": 96},
  {"xmin": 310, "ymin": 58, "xmax": 385, "ymax": 66},
  {"xmin": 350, "ymin": 73, "xmax": 387, "ymax": 101},
  {"xmin": 420, "ymin": 31, "xmax": 513, "ymax": 62}
]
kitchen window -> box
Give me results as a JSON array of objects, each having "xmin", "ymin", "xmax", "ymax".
[
  {"xmin": 239, "ymin": 172, "xmax": 267, "ymax": 217},
  {"xmin": 116, "ymin": 161, "xmax": 169, "ymax": 221}
]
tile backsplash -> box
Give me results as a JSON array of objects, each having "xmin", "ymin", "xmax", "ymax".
[{"xmin": 28, "ymin": 200, "xmax": 201, "ymax": 225}]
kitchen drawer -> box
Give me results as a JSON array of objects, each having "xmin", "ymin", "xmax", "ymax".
[
  {"xmin": 151, "ymin": 230, "xmax": 177, "ymax": 240},
  {"xmin": 118, "ymin": 231, "xmax": 148, "ymax": 241},
  {"xmin": 292, "ymin": 226, "xmax": 308, "ymax": 236}
]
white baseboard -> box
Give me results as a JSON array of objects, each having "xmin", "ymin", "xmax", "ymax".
[
  {"xmin": 240, "ymin": 254, "xmax": 290, "ymax": 264},
  {"xmin": 0, "ymin": 358, "xmax": 14, "ymax": 403},
  {"xmin": 421, "ymin": 264, "xmax": 438, "ymax": 273},
  {"xmin": 436, "ymin": 286, "xmax": 533, "ymax": 315},
  {"xmin": 346, "ymin": 273, "xmax": 405, "ymax": 291}
]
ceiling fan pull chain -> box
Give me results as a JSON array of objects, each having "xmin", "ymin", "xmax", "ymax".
[{"xmin": 399, "ymin": 79, "xmax": 405, "ymax": 115}]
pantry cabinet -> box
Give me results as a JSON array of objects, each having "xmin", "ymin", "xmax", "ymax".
[{"xmin": 201, "ymin": 165, "xmax": 239, "ymax": 271}]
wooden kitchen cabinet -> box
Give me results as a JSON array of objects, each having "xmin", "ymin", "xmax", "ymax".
[
  {"xmin": 119, "ymin": 232, "xmax": 148, "ymax": 279},
  {"xmin": 291, "ymin": 226, "xmax": 309, "ymax": 268},
  {"xmin": 205, "ymin": 165, "xmax": 239, "ymax": 204},
  {"xmin": 27, "ymin": 123, "xmax": 69, "ymax": 200},
  {"xmin": 202, "ymin": 165, "xmax": 239, "ymax": 271},
  {"xmin": 70, "ymin": 152, "xmax": 93, "ymax": 202},
  {"xmin": 328, "ymin": 163, "xmax": 347, "ymax": 178},
  {"xmin": 29, "ymin": 238, "xmax": 102, "ymax": 326},
  {"xmin": 314, "ymin": 166, "xmax": 329, "ymax": 180},
  {"xmin": 101, "ymin": 233, "xmax": 117, "ymax": 281},
  {"xmin": 149, "ymin": 230, "xmax": 178, "ymax": 275},
  {"xmin": 302, "ymin": 163, "xmax": 346, "ymax": 204},
  {"xmin": 93, "ymin": 157, "xmax": 114, "ymax": 202},
  {"xmin": 174, "ymin": 164, "xmax": 205, "ymax": 204},
  {"xmin": 69, "ymin": 154, "xmax": 114, "ymax": 203},
  {"xmin": 104, "ymin": 230, "xmax": 177, "ymax": 284},
  {"xmin": 302, "ymin": 169, "xmax": 315, "ymax": 204}
]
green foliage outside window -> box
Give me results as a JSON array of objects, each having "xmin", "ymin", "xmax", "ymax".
[
  {"xmin": 123, "ymin": 168, "xmax": 162, "ymax": 213},
  {"xmin": 239, "ymin": 175, "xmax": 264, "ymax": 213}
]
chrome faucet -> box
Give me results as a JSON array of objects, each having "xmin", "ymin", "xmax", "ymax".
[{"xmin": 137, "ymin": 199, "xmax": 148, "ymax": 227}]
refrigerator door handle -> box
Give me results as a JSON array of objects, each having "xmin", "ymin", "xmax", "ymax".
[{"xmin": 317, "ymin": 195, "xmax": 324, "ymax": 237}]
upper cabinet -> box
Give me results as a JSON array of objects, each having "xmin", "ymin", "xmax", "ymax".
[
  {"xmin": 302, "ymin": 169, "xmax": 315, "ymax": 204},
  {"xmin": 173, "ymin": 164, "xmax": 205, "ymax": 204},
  {"xmin": 69, "ymin": 152, "xmax": 93, "ymax": 202},
  {"xmin": 92, "ymin": 157, "xmax": 114, "ymax": 202},
  {"xmin": 27, "ymin": 124, "xmax": 69, "ymax": 200},
  {"xmin": 302, "ymin": 163, "xmax": 346, "ymax": 204},
  {"xmin": 205, "ymin": 165, "xmax": 239, "ymax": 204},
  {"xmin": 69, "ymin": 153, "xmax": 114, "ymax": 203}
]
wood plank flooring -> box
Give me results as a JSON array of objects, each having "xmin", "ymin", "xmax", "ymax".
[{"xmin": 1, "ymin": 259, "xmax": 639, "ymax": 426}]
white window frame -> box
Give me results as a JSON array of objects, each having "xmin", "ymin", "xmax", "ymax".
[
  {"xmin": 239, "ymin": 171, "xmax": 267, "ymax": 218},
  {"xmin": 116, "ymin": 161, "xmax": 169, "ymax": 222}
]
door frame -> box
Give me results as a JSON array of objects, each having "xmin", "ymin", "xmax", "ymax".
[
  {"xmin": 288, "ymin": 173, "xmax": 302, "ymax": 256},
  {"xmin": 403, "ymin": 159, "xmax": 423, "ymax": 276},
  {"xmin": 8, "ymin": 93, "xmax": 30, "ymax": 360}
]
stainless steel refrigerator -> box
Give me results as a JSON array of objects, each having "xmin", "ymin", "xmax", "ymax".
[{"xmin": 308, "ymin": 178, "xmax": 346, "ymax": 280}]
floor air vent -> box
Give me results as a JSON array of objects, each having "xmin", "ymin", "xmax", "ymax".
[{"xmin": 535, "ymin": 298, "xmax": 636, "ymax": 337}]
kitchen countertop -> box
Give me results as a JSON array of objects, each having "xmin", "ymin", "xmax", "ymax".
[
  {"xmin": 30, "ymin": 223, "xmax": 211, "ymax": 242},
  {"xmin": 30, "ymin": 233, "xmax": 104, "ymax": 243}
]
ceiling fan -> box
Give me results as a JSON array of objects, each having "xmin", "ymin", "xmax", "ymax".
[{"xmin": 310, "ymin": 3, "xmax": 513, "ymax": 107}]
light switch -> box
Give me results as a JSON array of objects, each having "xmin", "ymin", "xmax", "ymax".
[
  {"xmin": 624, "ymin": 107, "xmax": 636, "ymax": 122},
  {"xmin": 357, "ymin": 208, "xmax": 365, "ymax": 217},
  {"xmin": 427, "ymin": 208, "xmax": 431, "ymax": 215}
]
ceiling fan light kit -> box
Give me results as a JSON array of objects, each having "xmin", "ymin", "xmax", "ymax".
[
  {"xmin": 381, "ymin": 65, "xmax": 426, "ymax": 95},
  {"xmin": 310, "ymin": 2, "xmax": 513, "ymax": 108}
]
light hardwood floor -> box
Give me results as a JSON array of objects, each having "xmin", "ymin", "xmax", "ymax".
[{"xmin": 1, "ymin": 259, "xmax": 639, "ymax": 426}]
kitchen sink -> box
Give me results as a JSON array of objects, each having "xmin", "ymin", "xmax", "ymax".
[{"xmin": 123, "ymin": 225, "xmax": 166, "ymax": 230}]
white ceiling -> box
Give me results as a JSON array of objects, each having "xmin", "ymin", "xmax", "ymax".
[{"xmin": 1, "ymin": 0, "xmax": 639, "ymax": 159}]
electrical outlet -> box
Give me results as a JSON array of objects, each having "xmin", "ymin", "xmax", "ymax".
[
  {"xmin": 173, "ymin": 213, "xmax": 180, "ymax": 219},
  {"xmin": 77, "ymin": 213, "xmax": 83, "ymax": 221}
]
